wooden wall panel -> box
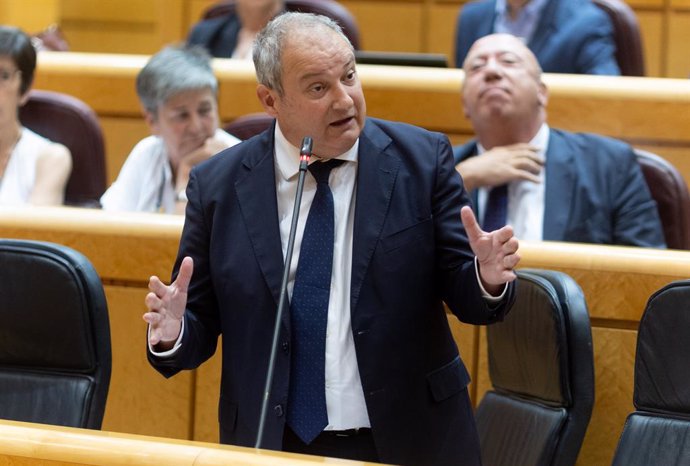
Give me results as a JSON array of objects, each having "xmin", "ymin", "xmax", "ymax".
[
  {"xmin": 58, "ymin": 0, "xmax": 185, "ymax": 54},
  {"xmin": 193, "ymin": 342, "xmax": 222, "ymax": 443},
  {"xmin": 339, "ymin": 0, "xmax": 424, "ymax": 51},
  {"xmin": 427, "ymin": 3, "xmax": 462, "ymax": 64},
  {"xmin": 102, "ymin": 286, "xmax": 193, "ymax": 440},
  {"xmin": 579, "ymin": 327, "xmax": 637, "ymax": 466},
  {"xmin": 636, "ymin": 11, "xmax": 664, "ymax": 77},
  {"xmin": 667, "ymin": 12, "xmax": 690, "ymax": 78}
]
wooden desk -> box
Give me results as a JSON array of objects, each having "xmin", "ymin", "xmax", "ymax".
[
  {"xmin": 0, "ymin": 419, "xmax": 381, "ymax": 465},
  {"xmin": 34, "ymin": 52, "xmax": 690, "ymax": 189},
  {"xmin": 1, "ymin": 206, "xmax": 689, "ymax": 465}
]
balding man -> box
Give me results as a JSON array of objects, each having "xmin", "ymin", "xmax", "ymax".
[{"xmin": 455, "ymin": 33, "xmax": 665, "ymax": 247}]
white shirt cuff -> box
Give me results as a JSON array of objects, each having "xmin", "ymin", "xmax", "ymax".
[
  {"xmin": 474, "ymin": 257, "xmax": 507, "ymax": 303},
  {"xmin": 147, "ymin": 318, "xmax": 185, "ymax": 357}
]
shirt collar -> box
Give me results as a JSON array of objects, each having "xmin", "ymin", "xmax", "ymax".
[
  {"xmin": 495, "ymin": 0, "xmax": 549, "ymax": 19},
  {"xmin": 477, "ymin": 122, "xmax": 550, "ymax": 159},
  {"xmin": 274, "ymin": 121, "xmax": 359, "ymax": 181}
]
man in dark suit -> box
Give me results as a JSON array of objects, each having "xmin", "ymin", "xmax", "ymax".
[
  {"xmin": 455, "ymin": 33, "xmax": 665, "ymax": 247},
  {"xmin": 145, "ymin": 12, "xmax": 520, "ymax": 466},
  {"xmin": 454, "ymin": 0, "xmax": 620, "ymax": 75}
]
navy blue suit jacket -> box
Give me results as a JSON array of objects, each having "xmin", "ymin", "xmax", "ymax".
[
  {"xmin": 187, "ymin": 14, "xmax": 241, "ymax": 58},
  {"xmin": 453, "ymin": 129, "xmax": 666, "ymax": 247},
  {"xmin": 454, "ymin": 0, "xmax": 620, "ymax": 75},
  {"xmin": 148, "ymin": 118, "xmax": 515, "ymax": 465}
]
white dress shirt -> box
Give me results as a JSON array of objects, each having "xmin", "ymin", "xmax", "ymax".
[
  {"xmin": 494, "ymin": 0, "xmax": 550, "ymax": 44},
  {"xmin": 273, "ymin": 123, "xmax": 369, "ymax": 430},
  {"xmin": 477, "ymin": 123, "xmax": 549, "ymax": 241}
]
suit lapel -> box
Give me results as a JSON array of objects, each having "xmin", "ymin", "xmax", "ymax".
[
  {"xmin": 528, "ymin": 0, "xmax": 560, "ymax": 56},
  {"xmin": 234, "ymin": 129, "xmax": 285, "ymax": 310},
  {"xmin": 543, "ymin": 129, "xmax": 576, "ymax": 241},
  {"xmin": 351, "ymin": 122, "xmax": 400, "ymax": 313}
]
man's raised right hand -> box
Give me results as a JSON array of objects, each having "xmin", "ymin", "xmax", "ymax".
[{"xmin": 143, "ymin": 256, "xmax": 194, "ymax": 349}]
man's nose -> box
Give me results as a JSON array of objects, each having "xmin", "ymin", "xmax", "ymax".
[{"xmin": 332, "ymin": 82, "xmax": 354, "ymax": 109}]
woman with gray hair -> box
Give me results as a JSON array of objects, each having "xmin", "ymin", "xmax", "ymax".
[{"xmin": 100, "ymin": 44, "xmax": 240, "ymax": 214}]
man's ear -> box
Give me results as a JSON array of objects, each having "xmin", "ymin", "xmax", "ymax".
[
  {"xmin": 256, "ymin": 84, "xmax": 279, "ymax": 117},
  {"xmin": 537, "ymin": 81, "xmax": 549, "ymax": 108}
]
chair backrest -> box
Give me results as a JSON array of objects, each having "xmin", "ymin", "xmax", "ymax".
[
  {"xmin": 201, "ymin": 0, "xmax": 361, "ymax": 50},
  {"xmin": 0, "ymin": 239, "xmax": 111, "ymax": 429},
  {"xmin": 18, "ymin": 89, "xmax": 107, "ymax": 207},
  {"xmin": 223, "ymin": 112, "xmax": 275, "ymax": 140},
  {"xmin": 612, "ymin": 280, "xmax": 690, "ymax": 466},
  {"xmin": 634, "ymin": 148, "xmax": 690, "ymax": 250},
  {"xmin": 591, "ymin": 0, "xmax": 645, "ymax": 76},
  {"xmin": 476, "ymin": 269, "xmax": 594, "ymax": 466}
]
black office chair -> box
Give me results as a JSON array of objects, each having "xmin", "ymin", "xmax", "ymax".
[
  {"xmin": 475, "ymin": 269, "xmax": 594, "ymax": 466},
  {"xmin": 611, "ymin": 280, "xmax": 690, "ymax": 465},
  {"xmin": 0, "ymin": 239, "xmax": 111, "ymax": 429},
  {"xmin": 634, "ymin": 148, "xmax": 690, "ymax": 250},
  {"xmin": 19, "ymin": 89, "xmax": 107, "ymax": 207},
  {"xmin": 591, "ymin": 0, "xmax": 645, "ymax": 76},
  {"xmin": 199, "ymin": 0, "xmax": 361, "ymax": 50}
]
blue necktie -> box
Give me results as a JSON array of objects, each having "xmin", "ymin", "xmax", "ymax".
[
  {"xmin": 287, "ymin": 158, "xmax": 344, "ymax": 444},
  {"xmin": 482, "ymin": 184, "xmax": 508, "ymax": 231}
]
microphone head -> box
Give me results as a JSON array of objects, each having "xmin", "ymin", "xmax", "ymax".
[{"xmin": 300, "ymin": 136, "xmax": 313, "ymax": 157}]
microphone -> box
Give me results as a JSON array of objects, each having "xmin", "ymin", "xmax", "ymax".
[{"xmin": 255, "ymin": 136, "xmax": 312, "ymax": 449}]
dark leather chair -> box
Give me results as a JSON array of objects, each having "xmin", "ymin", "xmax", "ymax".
[
  {"xmin": 19, "ymin": 89, "xmax": 107, "ymax": 207},
  {"xmin": 476, "ymin": 269, "xmax": 594, "ymax": 466},
  {"xmin": 0, "ymin": 239, "xmax": 111, "ymax": 429},
  {"xmin": 591, "ymin": 0, "xmax": 645, "ymax": 76},
  {"xmin": 224, "ymin": 112, "xmax": 275, "ymax": 140},
  {"xmin": 634, "ymin": 148, "xmax": 690, "ymax": 250},
  {"xmin": 611, "ymin": 280, "xmax": 690, "ymax": 465},
  {"xmin": 200, "ymin": 0, "xmax": 361, "ymax": 50}
]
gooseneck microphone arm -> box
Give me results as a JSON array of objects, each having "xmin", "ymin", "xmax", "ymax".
[{"xmin": 255, "ymin": 136, "xmax": 313, "ymax": 449}]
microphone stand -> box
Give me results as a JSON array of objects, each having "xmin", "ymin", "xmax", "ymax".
[{"xmin": 255, "ymin": 136, "xmax": 313, "ymax": 449}]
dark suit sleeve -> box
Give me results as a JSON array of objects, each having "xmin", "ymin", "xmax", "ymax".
[
  {"xmin": 434, "ymin": 134, "xmax": 515, "ymax": 323},
  {"xmin": 147, "ymin": 169, "xmax": 222, "ymax": 377},
  {"xmin": 610, "ymin": 146, "xmax": 666, "ymax": 247},
  {"xmin": 573, "ymin": 6, "xmax": 621, "ymax": 75}
]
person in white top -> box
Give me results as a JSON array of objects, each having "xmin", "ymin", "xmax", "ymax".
[
  {"xmin": 100, "ymin": 45, "xmax": 240, "ymax": 214},
  {"xmin": 0, "ymin": 26, "xmax": 71, "ymax": 206}
]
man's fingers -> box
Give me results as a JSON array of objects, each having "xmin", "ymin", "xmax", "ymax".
[
  {"xmin": 144, "ymin": 291, "xmax": 163, "ymax": 311},
  {"xmin": 174, "ymin": 256, "xmax": 194, "ymax": 293},
  {"xmin": 461, "ymin": 206, "xmax": 484, "ymax": 242},
  {"xmin": 148, "ymin": 275, "xmax": 168, "ymax": 296},
  {"xmin": 493, "ymin": 225, "xmax": 515, "ymax": 243}
]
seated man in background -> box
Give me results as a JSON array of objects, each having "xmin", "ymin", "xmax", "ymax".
[
  {"xmin": 455, "ymin": 33, "xmax": 665, "ymax": 247},
  {"xmin": 100, "ymin": 45, "xmax": 240, "ymax": 214},
  {"xmin": 0, "ymin": 25, "xmax": 71, "ymax": 206},
  {"xmin": 187, "ymin": 0, "xmax": 284, "ymax": 59},
  {"xmin": 454, "ymin": 0, "xmax": 620, "ymax": 75}
]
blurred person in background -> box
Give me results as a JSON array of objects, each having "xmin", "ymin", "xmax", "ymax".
[
  {"xmin": 100, "ymin": 44, "xmax": 240, "ymax": 214},
  {"xmin": 187, "ymin": 0, "xmax": 285, "ymax": 60},
  {"xmin": 0, "ymin": 25, "xmax": 71, "ymax": 206},
  {"xmin": 454, "ymin": 0, "xmax": 620, "ymax": 75}
]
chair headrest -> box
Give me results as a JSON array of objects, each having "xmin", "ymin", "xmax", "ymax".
[{"xmin": 634, "ymin": 280, "xmax": 690, "ymax": 416}]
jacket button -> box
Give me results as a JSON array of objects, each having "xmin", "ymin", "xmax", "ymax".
[
  {"xmin": 274, "ymin": 404, "xmax": 284, "ymax": 417},
  {"xmin": 282, "ymin": 341, "xmax": 290, "ymax": 354}
]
